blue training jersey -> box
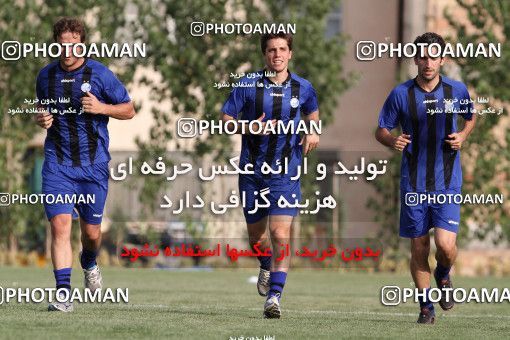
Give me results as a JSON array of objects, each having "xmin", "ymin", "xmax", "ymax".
[
  {"xmin": 36, "ymin": 59, "xmax": 130, "ymax": 167},
  {"xmin": 378, "ymin": 75, "xmax": 473, "ymax": 192},
  {"xmin": 221, "ymin": 70, "xmax": 319, "ymax": 178}
]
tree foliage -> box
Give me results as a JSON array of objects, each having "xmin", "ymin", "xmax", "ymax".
[{"xmin": 446, "ymin": 0, "xmax": 510, "ymax": 243}]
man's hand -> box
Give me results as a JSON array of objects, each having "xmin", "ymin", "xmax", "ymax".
[
  {"xmin": 35, "ymin": 109, "xmax": 53, "ymax": 129},
  {"xmin": 81, "ymin": 91, "xmax": 106, "ymax": 115},
  {"xmin": 300, "ymin": 133, "xmax": 319, "ymax": 155},
  {"xmin": 392, "ymin": 134, "xmax": 411, "ymax": 151},
  {"xmin": 445, "ymin": 132, "xmax": 466, "ymax": 150}
]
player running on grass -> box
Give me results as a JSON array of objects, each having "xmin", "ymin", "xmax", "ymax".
[
  {"xmin": 221, "ymin": 33, "xmax": 320, "ymax": 318},
  {"xmin": 375, "ymin": 32, "xmax": 476, "ymax": 324},
  {"xmin": 35, "ymin": 17, "xmax": 135, "ymax": 312}
]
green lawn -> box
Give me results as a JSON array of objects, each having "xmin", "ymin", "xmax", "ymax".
[{"xmin": 0, "ymin": 267, "xmax": 509, "ymax": 339}]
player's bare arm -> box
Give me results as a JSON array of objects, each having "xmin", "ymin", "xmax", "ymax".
[
  {"xmin": 81, "ymin": 91, "xmax": 135, "ymax": 120},
  {"xmin": 300, "ymin": 110, "xmax": 319, "ymax": 155},
  {"xmin": 221, "ymin": 111, "xmax": 276, "ymax": 135},
  {"xmin": 445, "ymin": 114, "xmax": 476, "ymax": 150},
  {"xmin": 375, "ymin": 127, "xmax": 411, "ymax": 152},
  {"xmin": 35, "ymin": 107, "xmax": 53, "ymax": 129}
]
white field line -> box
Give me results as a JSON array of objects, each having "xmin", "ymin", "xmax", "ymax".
[{"xmin": 122, "ymin": 304, "xmax": 510, "ymax": 319}]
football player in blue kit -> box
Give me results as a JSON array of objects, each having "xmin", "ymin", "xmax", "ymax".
[
  {"xmin": 221, "ymin": 33, "xmax": 320, "ymax": 318},
  {"xmin": 375, "ymin": 32, "xmax": 476, "ymax": 324},
  {"xmin": 35, "ymin": 17, "xmax": 135, "ymax": 312}
]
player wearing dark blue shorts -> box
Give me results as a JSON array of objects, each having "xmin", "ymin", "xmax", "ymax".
[
  {"xmin": 376, "ymin": 33, "xmax": 476, "ymax": 324},
  {"xmin": 221, "ymin": 33, "xmax": 319, "ymax": 318},
  {"xmin": 35, "ymin": 17, "xmax": 135, "ymax": 312}
]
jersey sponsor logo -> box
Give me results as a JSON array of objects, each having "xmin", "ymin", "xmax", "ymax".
[
  {"xmin": 61, "ymin": 78, "xmax": 75, "ymax": 83},
  {"xmin": 93, "ymin": 213, "xmax": 103, "ymax": 218},
  {"xmin": 448, "ymin": 220, "xmax": 459, "ymax": 225}
]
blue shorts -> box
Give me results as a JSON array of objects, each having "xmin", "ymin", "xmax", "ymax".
[
  {"xmin": 42, "ymin": 161, "xmax": 109, "ymax": 224},
  {"xmin": 399, "ymin": 188, "xmax": 461, "ymax": 238},
  {"xmin": 239, "ymin": 174, "xmax": 300, "ymax": 224}
]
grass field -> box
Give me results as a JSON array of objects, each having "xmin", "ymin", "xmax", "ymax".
[{"xmin": 0, "ymin": 267, "xmax": 509, "ymax": 339}]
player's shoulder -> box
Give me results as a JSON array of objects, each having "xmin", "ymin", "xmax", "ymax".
[
  {"xmin": 37, "ymin": 61, "xmax": 59, "ymax": 79},
  {"xmin": 385, "ymin": 79, "xmax": 414, "ymax": 101},
  {"xmin": 394, "ymin": 79, "xmax": 415, "ymax": 94},
  {"xmin": 86, "ymin": 59, "xmax": 113, "ymax": 75},
  {"xmin": 441, "ymin": 75, "xmax": 468, "ymax": 92},
  {"xmin": 290, "ymin": 72, "xmax": 314, "ymax": 89}
]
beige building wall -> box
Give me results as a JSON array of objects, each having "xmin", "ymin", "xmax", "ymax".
[{"xmin": 320, "ymin": 0, "xmax": 401, "ymax": 238}]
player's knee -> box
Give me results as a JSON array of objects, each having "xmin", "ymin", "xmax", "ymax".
[
  {"xmin": 411, "ymin": 237, "xmax": 430, "ymax": 254},
  {"xmin": 83, "ymin": 228, "xmax": 101, "ymax": 242},
  {"xmin": 436, "ymin": 240, "xmax": 456, "ymax": 259},
  {"xmin": 248, "ymin": 237, "xmax": 264, "ymax": 248},
  {"xmin": 270, "ymin": 232, "xmax": 290, "ymax": 244},
  {"xmin": 411, "ymin": 242, "xmax": 430, "ymax": 260},
  {"xmin": 50, "ymin": 215, "xmax": 71, "ymax": 239},
  {"xmin": 248, "ymin": 229, "xmax": 267, "ymax": 244}
]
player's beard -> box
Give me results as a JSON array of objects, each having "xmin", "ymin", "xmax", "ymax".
[
  {"xmin": 61, "ymin": 56, "xmax": 74, "ymax": 65},
  {"xmin": 420, "ymin": 68, "xmax": 437, "ymax": 81},
  {"xmin": 60, "ymin": 56, "xmax": 83, "ymax": 71}
]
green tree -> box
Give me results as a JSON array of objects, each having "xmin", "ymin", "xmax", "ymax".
[
  {"xmin": 365, "ymin": 152, "xmax": 404, "ymax": 270},
  {"xmin": 446, "ymin": 0, "xmax": 510, "ymax": 243}
]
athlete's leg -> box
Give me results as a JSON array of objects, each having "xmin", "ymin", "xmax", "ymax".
[
  {"xmin": 410, "ymin": 234, "xmax": 431, "ymax": 291},
  {"xmin": 75, "ymin": 162, "xmax": 108, "ymax": 281},
  {"xmin": 268, "ymin": 215, "xmax": 292, "ymax": 273},
  {"xmin": 263, "ymin": 214, "xmax": 292, "ymax": 318},
  {"xmin": 431, "ymin": 192, "xmax": 459, "ymax": 275},
  {"xmin": 78, "ymin": 218, "xmax": 103, "ymax": 291},
  {"xmin": 240, "ymin": 174, "xmax": 272, "ymax": 277},
  {"xmin": 43, "ymin": 160, "xmax": 76, "ymax": 311},
  {"xmin": 50, "ymin": 214, "xmax": 73, "ymax": 270},
  {"xmin": 48, "ymin": 213, "xmax": 74, "ymax": 312},
  {"xmin": 434, "ymin": 228, "xmax": 457, "ymax": 269},
  {"xmin": 79, "ymin": 218, "xmax": 101, "ymax": 270},
  {"xmin": 247, "ymin": 216, "xmax": 272, "ymax": 296},
  {"xmin": 410, "ymin": 233, "xmax": 435, "ymax": 323},
  {"xmin": 247, "ymin": 216, "xmax": 272, "ymax": 267},
  {"xmin": 433, "ymin": 227, "xmax": 457, "ymax": 310},
  {"xmin": 429, "ymin": 189, "xmax": 460, "ymax": 311},
  {"xmin": 399, "ymin": 190, "xmax": 435, "ymax": 322}
]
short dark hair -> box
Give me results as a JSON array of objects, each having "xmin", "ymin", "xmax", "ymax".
[
  {"xmin": 260, "ymin": 33, "xmax": 293, "ymax": 54},
  {"xmin": 53, "ymin": 17, "xmax": 86, "ymax": 43},
  {"xmin": 413, "ymin": 32, "xmax": 446, "ymax": 51}
]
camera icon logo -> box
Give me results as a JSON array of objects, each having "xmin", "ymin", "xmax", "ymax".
[
  {"xmin": 177, "ymin": 118, "xmax": 198, "ymax": 138},
  {"xmin": 356, "ymin": 41, "xmax": 376, "ymax": 61},
  {"xmin": 190, "ymin": 22, "xmax": 205, "ymax": 37},
  {"xmin": 381, "ymin": 286, "xmax": 401, "ymax": 306},
  {"xmin": 0, "ymin": 193, "xmax": 11, "ymax": 206},
  {"xmin": 1, "ymin": 41, "xmax": 21, "ymax": 61},
  {"xmin": 405, "ymin": 192, "xmax": 419, "ymax": 207}
]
